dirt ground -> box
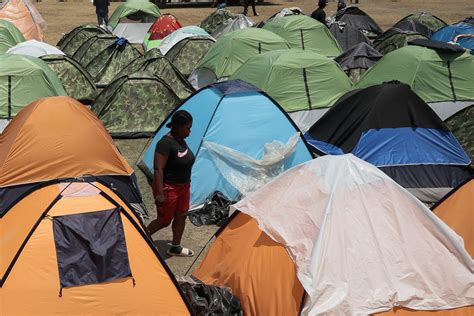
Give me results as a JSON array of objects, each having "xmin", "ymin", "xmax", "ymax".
[
  {"xmin": 34, "ymin": 0, "xmax": 472, "ymax": 276},
  {"xmin": 38, "ymin": 0, "xmax": 473, "ymax": 44}
]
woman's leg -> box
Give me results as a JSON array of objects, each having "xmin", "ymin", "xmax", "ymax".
[
  {"xmin": 147, "ymin": 217, "xmax": 170, "ymax": 235},
  {"xmin": 171, "ymin": 211, "xmax": 186, "ymax": 246}
]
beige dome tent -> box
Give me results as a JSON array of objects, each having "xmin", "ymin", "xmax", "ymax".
[{"xmin": 0, "ymin": 0, "xmax": 45, "ymax": 41}]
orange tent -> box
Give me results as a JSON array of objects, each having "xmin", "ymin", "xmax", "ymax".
[
  {"xmin": 0, "ymin": 180, "xmax": 191, "ymax": 315},
  {"xmin": 194, "ymin": 212, "xmax": 305, "ymax": 315},
  {"xmin": 432, "ymin": 178, "xmax": 473, "ymax": 257},
  {"xmin": 194, "ymin": 211, "xmax": 474, "ymax": 315},
  {"xmin": 0, "ymin": 96, "xmax": 142, "ymax": 216},
  {"xmin": 0, "ymin": 0, "xmax": 45, "ymax": 41}
]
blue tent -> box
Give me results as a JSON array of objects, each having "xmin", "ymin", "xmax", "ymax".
[
  {"xmin": 432, "ymin": 22, "xmax": 474, "ymax": 50},
  {"xmin": 304, "ymin": 82, "xmax": 471, "ymax": 204},
  {"xmin": 139, "ymin": 80, "xmax": 313, "ymax": 207}
]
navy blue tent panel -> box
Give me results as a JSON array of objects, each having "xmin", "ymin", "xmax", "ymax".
[
  {"xmin": 53, "ymin": 208, "xmax": 132, "ymax": 289},
  {"xmin": 304, "ymin": 82, "xmax": 471, "ymax": 203}
]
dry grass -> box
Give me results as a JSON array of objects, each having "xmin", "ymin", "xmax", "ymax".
[{"xmin": 38, "ymin": 0, "xmax": 474, "ymax": 44}]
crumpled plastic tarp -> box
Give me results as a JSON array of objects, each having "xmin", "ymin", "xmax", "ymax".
[
  {"xmin": 178, "ymin": 276, "xmax": 243, "ymax": 316},
  {"xmin": 202, "ymin": 133, "xmax": 300, "ymax": 198},
  {"xmin": 234, "ymin": 154, "xmax": 474, "ymax": 315}
]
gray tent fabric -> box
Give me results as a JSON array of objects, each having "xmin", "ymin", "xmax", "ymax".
[
  {"xmin": 329, "ymin": 22, "xmax": 372, "ymax": 52},
  {"xmin": 335, "ymin": 42, "xmax": 382, "ymax": 71},
  {"xmin": 211, "ymin": 15, "xmax": 255, "ymax": 39},
  {"xmin": 53, "ymin": 208, "xmax": 132, "ymax": 289},
  {"xmin": 330, "ymin": 6, "xmax": 382, "ymax": 38}
]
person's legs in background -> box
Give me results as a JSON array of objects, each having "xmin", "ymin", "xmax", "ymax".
[{"xmin": 250, "ymin": 0, "xmax": 258, "ymax": 16}]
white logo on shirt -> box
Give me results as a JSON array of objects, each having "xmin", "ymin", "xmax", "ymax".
[{"xmin": 177, "ymin": 149, "xmax": 188, "ymax": 158}]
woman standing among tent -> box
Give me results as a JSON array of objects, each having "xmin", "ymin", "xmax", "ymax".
[{"xmin": 147, "ymin": 110, "xmax": 195, "ymax": 257}]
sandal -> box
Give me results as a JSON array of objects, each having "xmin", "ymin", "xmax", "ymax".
[{"xmin": 167, "ymin": 246, "xmax": 194, "ymax": 257}]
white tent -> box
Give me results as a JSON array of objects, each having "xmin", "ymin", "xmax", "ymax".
[
  {"xmin": 157, "ymin": 26, "xmax": 214, "ymax": 54},
  {"xmin": 234, "ymin": 154, "xmax": 474, "ymax": 315},
  {"xmin": 7, "ymin": 39, "xmax": 64, "ymax": 57}
]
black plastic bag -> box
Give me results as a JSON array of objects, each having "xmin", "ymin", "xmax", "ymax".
[
  {"xmin": 178, "ymin": 276, "xmax": 243, "ymax": 316},
  {"xmin": 187, "ymin": 191, "xmax": 233, "ymax": 226}
]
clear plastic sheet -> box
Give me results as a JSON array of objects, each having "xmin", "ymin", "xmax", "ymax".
[{"xmin": 202, "ymin": 133, "xmax": 300, "ymax": 198}]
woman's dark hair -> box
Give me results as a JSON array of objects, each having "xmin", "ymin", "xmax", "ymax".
[{"xmin": 166, "ymin": 110, "xmax": 193, "ymax": 129}]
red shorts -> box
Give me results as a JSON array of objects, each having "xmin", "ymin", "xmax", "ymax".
[{"xmin": 153, "ymin": 181, "xmax": 190, "ymax": 224}]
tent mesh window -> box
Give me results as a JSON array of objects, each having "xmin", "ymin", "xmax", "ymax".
[{"xmin": 52, "ymin": 208, "xmax": 132, "ymax": 289}]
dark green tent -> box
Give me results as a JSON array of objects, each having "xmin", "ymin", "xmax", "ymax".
[
  {"xmin": 57, "ymin": 24, "xmax": 109, "ymax": 56},
  {"xmin": 41, "ymin": 54, "xmax": 97, "ymax": 104},
  {"xmin": 374, "ymin": 31, "xmax": 427, "ymax": 55},
  {"xmin": 91, "ymin": 72, "xmax": 180, "ymax": 138},
  {"xmin": 115, "ymin": 48, "xmax": 194, "ymax": 100},
  {"xmin": 445, "ymin": 105, "xmax": 473, "ymax": 163}
]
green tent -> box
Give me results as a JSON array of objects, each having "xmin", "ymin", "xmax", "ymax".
[
  {"xmin": 165, "ymin": 37, "xmax": 215, "ymax": 77},
  {"xmin": 114, "ymin": 48, "xmax": 194, "ymax": 100},
  {"xmin": 41, "ymin": 54, "xmax": 97, "ymax": 104},
  {"xmin": 108, "ymin": 0, "xmax": 161, "ymax": 29},
  {"xmin": 191, "ymin": 28, "xmax": 290, "ymax": 88},
  {"xmin": 91, "ymin": 71, "xmax": 180, "ymax": 138},
  {"xmin": 0, "ymin": 54, "xmax": 66, "ymax": 119},
  {"xmin": 57, "ymin": 24, "xmax": 109, "ymax": 56},
  {"xmin": 373, "ymin": 31, "xmax": 427, "ymax": 55},
  {"xmin": 356, "ymin": 45, "xmax": 474, "ymax": 120},
  {"xmin": 0, "ymin": 20, "xmax": 25, "ymax": 54},
  {"xmin": 263, "ymin": 15, "xmax": 342, "ymax": 57},
  {"xmin": 445, "ymin": 105, "xmax": 473, "ymax": 163},
  {"xmin": 199, "ymin": 8, "xmax": 236, "ymax": 34},
  {"xmin": 230, "ymin": 49, "xmax": 352, "ymax": 131}
]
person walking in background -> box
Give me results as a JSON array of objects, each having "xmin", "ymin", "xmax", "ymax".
[
  {"xmin": 93, "ymin": 0, "xmax": 110, "ymax": 27},
  {"xmin": 147, "ymin": 110, "xmax": 195, "ymax": 257},
  {"xmin": 242, "ymin": 0, "xmax": 259, "ymax": 17},
  {"xmin": 311, "ymin": 0, "xmax": 328, "ymax": 26}
]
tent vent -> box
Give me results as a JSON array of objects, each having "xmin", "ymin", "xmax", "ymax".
[
  {"xmin": 302, "ymin": 68, "xmax": 312, "ymax": 109},
  {"xmin": 300, "ymin": 29, "xmax": 305, "ymax": 50}
]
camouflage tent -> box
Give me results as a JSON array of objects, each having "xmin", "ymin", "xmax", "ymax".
[
  {"xmin": 57, "ymin": 24, "xmax": 109, "ymax": 56},
  {"xmin": 165, "ymin": 37, "xmax": 215, "ymax": 77},
  {"xmin": 41, "ymin": 54, "xmax": 97, "ymax": 104},
  {"xmin": 374, "ymin": 31, "xmax": 427, "ymax": 55},
  {"xmin": 375, "ymin": 19, "xmax": 434, "ymax": 45},
  {"xmin": 72, "ymin": 34, "xmax": 118, "ymax": 67},
  {"xmin": 114, "ymin": 48, "xmax": 194, "ymax": 100},
  {"xmin": 199, "ymin": 9, "xmax": 236, "ymax": 34},
  {"xmin": 395, "ymin": 12, "xmax": 447, "ymax": 33},
  {"xmin": 74, "ymin": 35, "xmax": 142, "ymax": 85},
  {"xmin": 91, "ymin": 71, "xmax": 181, "ymax": 138},
  {"xmin": 445, "ymin": 105, "xmax": 473, "ymax": 163}
]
